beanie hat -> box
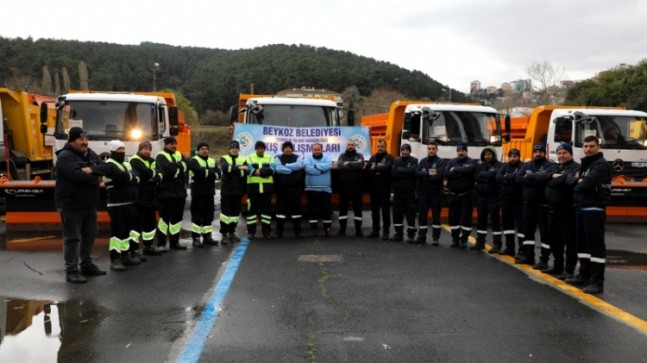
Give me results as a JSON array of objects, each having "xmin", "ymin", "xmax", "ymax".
[
  {"xmin": 164, "ymin": 136, "xmax": 177, "ymax": 145},
  {"xmin": 230, "ymin": 140, "xmax": 240, "ymax": 149},
  {"xmin": 196, "ymin": 142, "xmax": 209, "ymax": 151},
  {"xmin": 108, "ymin": 140, "xmax": 125, "ymax": 152},
  {"xmin": 138, "ymin": 141, "xmax": 152, "ymax": 151},
  {"xmin": 68, "ymin": 127, "xmax": 87, "ymax": 142},
  {"xmin": 533, "ymin": 143, "xmax": 546, "ymax": 152},
  {"xmin": 400, "ymin": 143, "xmax": 412, "ymax": 151},
  {"xmin": 456, "ymin": 141, "xmax": 468, "ymax": 151},
  {"xmin": 508, "ymin": 148, "xmax": 521, "ymax": 157},
  {"xmin": 556, "ymin": 143, "xmax": 573, "ymax": 155},
  {"xmin": 282, "ymin": 141, "xmax": 294, "ymax": 151},
  {"xmin": 255, "ymin": 140, "xmax": 266, "ymax": 149}
]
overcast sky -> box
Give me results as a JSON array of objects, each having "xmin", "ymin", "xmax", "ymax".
[{"xmin": 2, "ymin": 0, "xmax": 646, "ymax": 93}]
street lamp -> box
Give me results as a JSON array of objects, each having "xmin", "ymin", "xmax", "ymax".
[{"xmin": 153, "ymin": 62, "xmax": 160, "ymax": 91}]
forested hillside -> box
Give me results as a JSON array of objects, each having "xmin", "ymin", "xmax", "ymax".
[{"xmin": 0, "ymin": 37, "xmax": 466, "ymax": 121}]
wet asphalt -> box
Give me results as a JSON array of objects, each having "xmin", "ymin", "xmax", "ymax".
[{"xmin": 1, "ymin": 216, "xmax": 647, "ymax": 363}]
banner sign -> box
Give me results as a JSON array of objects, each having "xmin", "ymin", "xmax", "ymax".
[{"xmin": 231, "ymin": 124, "xmax": 371, "ymax": 159}]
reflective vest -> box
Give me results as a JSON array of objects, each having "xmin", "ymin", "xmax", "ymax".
[
  {"xmin": 104, "ymin": 158, "xmax": 133, "ymax": 187},
  {"xmin": 189, "ymin": 155, "xmax": 216, "ymax": 180},
  {"xmin": 156, "ymin": 149, "xmax": 186, "ymax": 179},
  {"xmin": 129, "ymin": 153, "xmax": 158, "ymax": 179},
  {"xmin": 246, "ymin": 153, "xmax": 274, "ymax": 193},
  {"xmin": 222, "ymin": 154, "xmax": 245, "ymax": 178}
]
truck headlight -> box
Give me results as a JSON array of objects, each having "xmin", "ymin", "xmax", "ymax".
[{"xmin": 129, "ymin": 128, "xmax": 143, "ymax": 140}]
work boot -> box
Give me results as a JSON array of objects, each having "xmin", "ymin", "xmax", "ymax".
[
  {"xmin": 202, "ymin": 235, "xmax": 217, "ymax": 246},
  {"xmin": 170, "ymin": 235, "xmax": 188, "ymax": 250},
  {"xmin": 220, "ymin": 234, "xmax": 230, "ymax": 245},
  {"xmin": 131, "ymin": 250, "xmax": 146, "ymax": 263},
  {"xmin": 355, "ymin": 230, "xmax": 365, "ymax": 238},
  {"xmin": 390, "ymin": 234, "xmax": 403, "ymax": 242},
  {"xmin": 272, "ymin": 232, "xmax": 283, "ymax": 239},
  {"xmin": 110, "ymin": 259, "xmax": 126, "ymax": 272},
  {"xmin": 323, "ymin": 228, "xmax": 332, "ymax": 237},
  {"xmin": 156, "ymin": 244, "xmax": 169, "ymax": 253},
  {"xmin": 381, "ymin": 233, "xmax": 389, "ymax": 241},
  {"xmin": 557, "ymin": 271, "xmax": 575, "ymax": 281},
  {"xmin": 263, "ymin": 232, "xmax": 273, "ymax": 240},
  {"xmin": 66, "ymin": 270, "xmax": 88, "ymax": 283},
  {"xmin": 415, "ymin": 236, "xmax": 427, "ymax": 244},
  {"xmin": 192, "ymin": 237, "xmax": 204, "ymax": 248},
  {"xmin": 450, "ymin": 239, "xmax": 460, "ymax": 248},
  {"xmin": 500, "ymin": 248, "xmax": 515, "ymax": 256},
  {"xmin": 532, "ymin": 261, "xmax": 548, "ymax": 270},
  {"xmin": 334, "ymin": 229, "xmax": 347, "ymax": 237},
  {"xmin": 488, "ymin": 245, "xmax": 502, "ymax": 254},
  {"xmin": 143, "ymin": 245, "xmax": 162, "ymax": 256},
  {"xmin": 583, "ymin": 281, "xmax": 604, "ymax": 294},
  {"xmin": 80, "ymin": 263, "xmax": 107, "ymax": 276},
  {"xmin": 310, "ymin": 224, "xmax": 318, "ymax": 237},
  {"xmin": 515, "ymin": 255, "xmax": 535, "ymax": 265},
  {"xmin": 229, "ymin": 232, "xmax": 241, "ymax": 242},
  {"xmin": 366, "ymin": 230, "xmax": 380, "ymax": 238},
  {"xmin": 471, "ymin": 241, "xmax": 485, "ymax": 251},
  {"xmin": 541, "ymin": 266, "xmax": 563, "ymax": 276},
  {"xmin": 431, "ymin": 238, "xmax": 440, "ymax": 246},
  {"xmin": 565, "ymin": 274, "xmax": 590, "ymax": 287},
  {"xmin": 294, "ymin": 231, "xmax": 304, "ymax": 239},
  {"xmin": 121, "ymin": 255, "xmax": 140, "ymax": 266}
]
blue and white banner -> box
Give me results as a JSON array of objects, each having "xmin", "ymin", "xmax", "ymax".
[{"xmin": 231, "ymin": 124, "xmax": 371, "ymax": 159}]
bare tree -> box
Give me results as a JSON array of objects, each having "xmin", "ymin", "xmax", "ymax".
[
  {"xmin": 54, "ymin": 71, "xmax": 61, "ymax": 96},
  {"xmin": 62, "ymin": 67, "xmax": 71, "ymax": 92},
  {"xmin": 527, "ymin": 61, "xmax": 564, "ymax": 105},
  {"xmin": 42, "ymin": 66, "xmax": 53, "ymax": 95}
]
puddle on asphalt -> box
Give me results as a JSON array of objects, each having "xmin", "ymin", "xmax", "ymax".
[
  {"xmin": 607, "ymin": 249, "xmax": 647, "ymax": 268},
  {"xmin": 0, "ymin": 298, "xmax": 105, "ymax": 362}
]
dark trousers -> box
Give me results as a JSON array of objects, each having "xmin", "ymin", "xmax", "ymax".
[
  {"xmin": 576, "ymin": 209, "xmax": 607, "ymax": 283},
  {"xmin": 60, "ymin": 207, "xmax": 98, "ymax": 272},
  {"xmin": 369, "ymin": 188, "xmax": 391, "ymax": 234},
  {"xmin": 220, "ymin": 193, "xmax": 243, "ymax": 235},
  {"xmin": 392, "ymin": 189, "xmax": 416, "ymax": 237},
  {"xmin": 521, "ymin": 203, "xmax": 549, "ymax": 260},
  {"xmin": 247, "ymin": 192, "xmax": 272, "ymax": 236},
  {"xmin": 190, "ymin": 194, "xmax": 215, "ymax": 237},
  {"xmin": 108, "ymin": 204, "xmax": 137, "ymax": 261},
  {"xmin": 275, "ymin": 186, "xmax": 303, "ymax": 234},
  {"xmin": 501, "ymin": 198, "xmax": 523, "ymax": 251},
  {"xmin": 136, "ymin": 205, "xmax": 157, "ymax": 247},
  {"xmin": 417, "ymin": 189, "xmax": 442, "ymax": 240},
  {"xmin": 548, "ymin": 207, "xmax": 577, "ymax": 273},
  {"xmin": 338, "ymin": 185, "xmax": 363, "ymax": 232},
  {"xmin": 448, "ymin": 192, "xmax": 473, "ymax": 242},
  {"xmin": 307, "ymin": 191, "xmax": 332, "ymax": 231},
  {"xmin": 158, "ymin": 197, "xmax": 186, "ymax": 246},
  {"xmin": 476, "ymin": 197, "xmax": 501, "ymax": 245}
]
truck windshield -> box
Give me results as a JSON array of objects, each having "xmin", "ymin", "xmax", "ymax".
[
  {"xmin": 575, "ymin": 115, "xmax": 647, "ymax": 149},
  {"xmin": 57, "ymin": 101, "xmax": 158, "ymax": 141},
  {"xmin": 247, "ymin": 104, "xmax": 338, "ymax": 127},
  {"xmin": 420, "ymin": 111, "xmax": 501, "ymax": 146}
]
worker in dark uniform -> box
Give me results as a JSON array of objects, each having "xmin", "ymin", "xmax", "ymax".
[
  {"xmin": 98, "ymin": 140, "xmax": 141, "ymax": 271},
  {"xmin": 473, "ymin": 146, "xmax": 503, "ymax": 251},
  {"xmin": 155, "ymin": 137, "xmax": 188, "ymax": 251},
  {"xmin": 274, "ymin": 141, "xmax": 305, "ymax": 238},
  {"xmin": 544, "ymin": 143, "xmax": 579, "ymax": 278},
  {"xmin": 365, "ymin": 139, "xmax": 394, "ymax": 240},
  {"xmin": 515, "ymin": 143, "xmax": 554, "ymax": 266},
  {"xmin": 444, "ymin": 141, "xmax": 477, "ymax": 248},
  {"xmin": 304, "ymin": 143, "xmax": 334, "ymax": 237},
  {"xmin": 567, "ymin": 136, "xmax": 611, "ymax": 294},
  {"xmin": 219, "ymin": 140, "xmax": 248, "ymax": 245},
  {"xmin": 495, "ymin": 148, "xmax": 524, "ymax": 256},
  {"xmin": 415, "ymin": 142, "xmax": 446, "ymax": 245},
  {"xmin": 188, "ymin": 142, "xmax": 221, "ymax": 248},
  {"xmin": 336, "ymin": 139, "xmax": 366, "ymax": 237},
  {"xmin": 129, "ymin": 141, "xmax": 162, "ymax": 257},
  {"xmin": 245, "ymin": 141, "xmax": 275, "ymax": 240},
  {"xmin": 390, "ymin": 143, "xmax": 418, "ymax": 243}
]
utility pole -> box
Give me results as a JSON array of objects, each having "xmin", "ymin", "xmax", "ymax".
[{"xmin": 153, "ymin": 62, "xmax": 160, "ymax": 91}]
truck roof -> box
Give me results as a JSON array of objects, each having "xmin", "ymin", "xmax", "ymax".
[
  {"xmin": 404, "ymin": 103, "xmax": 497, "ymax": 113},
  {"xmin": 249, "ymin": 96, "xmax": 337, "ymax": 107},
  {"xmin": 550, "ymin": 108, "xmax": 647, "ymax": 118},
  {"xmin": 60, "ymin": 93, "xmax": 166, "ymax": 104}
]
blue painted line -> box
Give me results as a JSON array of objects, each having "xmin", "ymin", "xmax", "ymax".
[{"xmin": 177, "ymin": 237, "xmax": 251, "ymax": 363}]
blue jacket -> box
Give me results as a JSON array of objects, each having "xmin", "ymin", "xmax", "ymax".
[{"xmin": 304, "ymin": 154, "xmax": 333, "ymax": 193}]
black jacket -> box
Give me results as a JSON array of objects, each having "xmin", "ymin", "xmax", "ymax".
[
  {"xmin": 516, "ymin": 157, "xmax": 554, "ymax": 205},
  {"xmin": 129, "ymin": 153, "xmax": 158, "ymax": 207},
  {"xmin": 495, "ymin": 161, "xmax": 524, "ymax": 202},
  {"xmin": 545, "ymin": 160, "xmax": 580, "ymax": 207},
  {"xmin": 365, "ymin": 152, "xmax": 394, "ymax": 191},
  {"xmin": 188, "ymin": 155, "xmax": 221, "ymax": 196},
  {"xmin": 444, "ymin": 157, "xmax": 477, "ymax": 194},
  {"xmin": 54, "ymin": 144, "xmax": 103, "ymax": 210},
  {"xmin": 574, "ymin": 153, "xmax": 612, "ymax": 208},
  {"xmin": 337, "ymin": 150, "xmax": 365, "ymax": 185},
  {"xmin": 416, "ymin": 155, "xmax": 446, "ymax": 192},
  {"xmin": 274, "ymin": 153, "xmax": 305, "ymax": 188},
  {"xmin": 220, "ymin": 154, "xmax": 247, "ymax": 195},
  {"xmin": 93, "ymin": 159, "xmax": 139, "ymax": 206},
  {"xmin": 155, "ymin": 148, "xmax": 188, "ymax": 199},
  {"xmin": 475, "ymin": 148, "xmax": 503, "ymax": 200},
  {"xmin": 391, "ymin": 155, "xmax": 418, "ymax": 192}
]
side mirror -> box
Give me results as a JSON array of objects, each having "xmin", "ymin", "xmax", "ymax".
[
  {"xmin": 40, "ymin": 102, "xmax": 49, "ymax": 134},
  {"xmin": 504, "ymin": 115, "xmax": 511, "ymax": 142},
  {"xmin": 402, "ymin": 130, "xmax": 411, "ymax": 140},
  {"xmin": 169, "ymin": 107, "xmax": 179, "ymax": 127},
  {"xmin": 227, "ymin": 105, "xmax": 239, "ymax": 123},
  {"xmin": 347, "ymin": 109, "xmax": 355, "ymax": 126}
]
